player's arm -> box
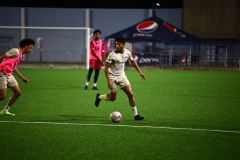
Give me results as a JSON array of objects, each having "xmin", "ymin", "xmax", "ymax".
[
  {"xmin": 14, "ymin": 67, "xmax": 29, "ymax": 83},
  {"xmin": 101, "ymin": 41, "xmax": 105, "ymax": 65},
  {"xmin": 130, "ymin": 60, "xmax": 146, "ymax": 80},
  {"xmin": 0, "ymin": 48, "xmax": 18, "ymax": 61},
  {"xmin": 0, "ymin": 53, "xmax": 7, "ymax": 60},
  {"xmin": 91, "ymin": 49, "xmax": 101, "ymax": 60}
]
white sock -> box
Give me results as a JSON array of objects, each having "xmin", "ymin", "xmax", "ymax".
[
  {"xmin": 132, "ymin": 106, "xmax": 138, "ymax": 116},
  {"xmin": 93, "ymin": 83, "xmax": 97, "ymax": 87},
  {"xmin": 99, "ymin": 95, "xmax": 104, "ymax": 100},
  {"xmin": 3, "ymin": 105, "xmax": 10, "ymax": 112},
  {"xmin": 85, "ymin": 82, "xmax": 89, "ymax": 86}
]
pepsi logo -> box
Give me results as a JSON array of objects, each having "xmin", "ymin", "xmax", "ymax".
[
  {"xmin": 136, "ymin": 21, "xmax": 158, "ymax": 33},
  {"xmin": 163, "ymin": 22, "xmax": 182, "ymax": 34}
]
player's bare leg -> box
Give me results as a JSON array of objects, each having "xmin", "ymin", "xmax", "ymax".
[
  {"xmin": 7, "ymin": 85, "xmax": 22, "ymax": 106},
  {"xmin": 0, "ymin": 88, "xmax": 7, "ymax": 100},
  {"xmin": 122, "ymin": 85, "xmax": 144, "ymax": 120},
  {"xmin": 0, "ymin": 85, "xmax": 20, "ymax": 116}
]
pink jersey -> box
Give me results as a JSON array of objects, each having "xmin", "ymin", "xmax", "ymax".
[
  {"xmin": 89, "ymin": 39, "xmax": 105, "ymax": 60},
  {"xmin": 0, "ymin": 48, "xmax": 24, "ymax": 75}
]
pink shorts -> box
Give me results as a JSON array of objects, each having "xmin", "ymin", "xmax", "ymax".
[{"xmin": 89, "ymin": 59, "xmax": 101, "ymax": 69}]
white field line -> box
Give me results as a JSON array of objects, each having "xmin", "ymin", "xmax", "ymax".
[{"xmin": 0, "ymin": 120, "xmax": 240, "ymax": 134}]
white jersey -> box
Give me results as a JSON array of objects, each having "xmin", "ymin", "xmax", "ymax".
[{"xmin": 106, "ymin": 48, "xmax": 133, "ymax": 81}]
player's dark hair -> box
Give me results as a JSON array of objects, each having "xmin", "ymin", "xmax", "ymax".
[
  {"xmin": 93, "ymin": 29, "xmax": 101, "ymax": 35},
  {"xmin": 115, "ymin": 37, "xmax": 125, "ymax": 44},
  {"xmin": 19, "ymin": 38, "xmax": 35, "ymax": 47}
]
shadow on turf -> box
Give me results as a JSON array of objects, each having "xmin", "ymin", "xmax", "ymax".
[
  {"xmin": 26, "ymin": 85, "xmax": 80, "ymax": 90},
  {"xmin": 59, "ymin": 114, "xmax": 107, "ymax": 122}
]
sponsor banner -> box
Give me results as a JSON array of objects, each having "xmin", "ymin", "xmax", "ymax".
[{"xmin": 131, "ymin": 54, "xmax": 160, "ymax": 66}]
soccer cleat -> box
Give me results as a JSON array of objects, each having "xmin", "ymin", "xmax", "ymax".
[
  {"xmin": 84, "ymin": 86, "xmax": 88, "ymax": 90},
  {"xmin": 92, "ymin": 86, "xmax": 98, "ymax": 90},
  {"xmin": 95, "ymin": 93, "xmax": 101, "ymax": 107},
  {"xmin": 0, "ymin": 111, "xmax": 15, "ymax": 116},
  {"xmin": 134, "ymin": 114, "xmax": 144, "ymax": 121}
]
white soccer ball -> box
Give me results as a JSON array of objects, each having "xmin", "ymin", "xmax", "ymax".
[{"xmin": 110, "ymin": 111, "xmax": 122, "ymax": 123}]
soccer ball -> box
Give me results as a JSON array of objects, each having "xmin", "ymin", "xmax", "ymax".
[{"xmin": 110, "ymin": 111, "xmax": 122, "ymax": 123}]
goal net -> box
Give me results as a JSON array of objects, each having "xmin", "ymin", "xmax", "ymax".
[{"xmin": 0, "ymin": 26, "xmax": 94, "ymax": 69}]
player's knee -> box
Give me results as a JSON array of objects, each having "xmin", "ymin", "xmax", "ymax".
[
  {"xmin": 15, "ymin": 91, "xmax": 22, "ymax": 97},
  {"xmin": 0, "ymin": 96, "xmax": 6, "ymax": 101},
  {"xmin": 0, "ymin": 92, "xmax": 7, "ymax": 100}
]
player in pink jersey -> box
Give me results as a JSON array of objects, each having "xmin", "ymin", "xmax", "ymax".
[
  {"xmin": 84, "ymin": 30, "xmax": 105, "ymax": 90},
  {"xmin": 0, "ymin": 38, "xmax": 35, "ymax": 116}
]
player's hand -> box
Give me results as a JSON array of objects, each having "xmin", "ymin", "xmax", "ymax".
[
  {"xmin": 102, "ymin": 61, "xmax": 106, "ymax": 66},
  {"xmin": 100, "ymin": 60, "xmax": 104, "ymax": 66},
  {"xmin": 140, "ymin": 73, "xmax": 146, "ymax": 80},
  {"xmin": 21, "ymin": 77, "xmax": 29, "ymax": 83}
]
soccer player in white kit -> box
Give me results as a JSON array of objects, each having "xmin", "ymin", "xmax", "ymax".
[{"xmin": 95, "ymin": 37, "xmax": 145, "ymax": 120}]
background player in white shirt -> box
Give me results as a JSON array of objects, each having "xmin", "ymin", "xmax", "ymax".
[{"xmin": 95, "ymin": 37, "xmax": 145, "ymax": 120}]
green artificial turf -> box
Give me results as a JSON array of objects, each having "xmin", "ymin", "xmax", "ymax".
[{"xmin": 1, "ymin": 68, "xmax": 240, "ymax": 160}]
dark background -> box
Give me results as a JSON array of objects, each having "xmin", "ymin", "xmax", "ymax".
[
  {"xmin": 0, "ymin": 0, "xmax": 239, "ymax": 41},
  {"xmin": 0, "ymin": 0, "xmax": 183, "ymax": 9}
]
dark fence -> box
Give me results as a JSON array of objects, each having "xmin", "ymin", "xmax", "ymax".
[{"xmin": 129, "ymin": 44, "xmax": 240, "ymax": 69}]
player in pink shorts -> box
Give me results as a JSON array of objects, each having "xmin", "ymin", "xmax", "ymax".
[
  {"xmin": 84, "ymin": 30, "xmax": 105, "ymax": 90},
  {"xmin": 0, "ymin": 38, "xmax": 35, "ymax": 116}
]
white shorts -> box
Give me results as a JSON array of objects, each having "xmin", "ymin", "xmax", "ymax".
[
  {"xmin": 110, "ymin": 75, "xmax": 130, "ymax": 93},
  {"xmin": 0, "ymin": 72, "xmax": 18, "ymax": 89}
]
